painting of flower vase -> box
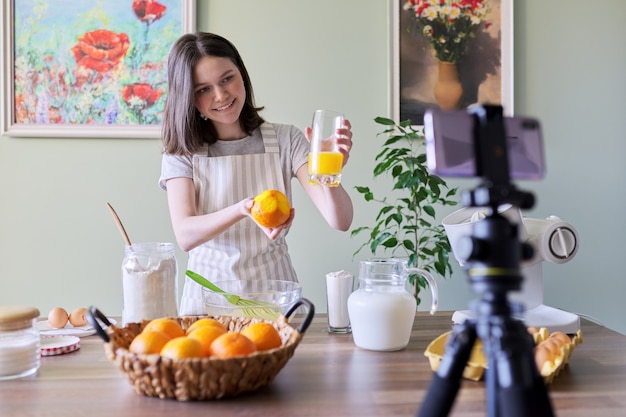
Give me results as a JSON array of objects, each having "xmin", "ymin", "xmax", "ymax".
[{"xmin": 395, "ymin": 0, "xmax": 512, "ymax": 125}]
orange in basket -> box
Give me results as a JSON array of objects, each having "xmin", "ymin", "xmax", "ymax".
[
  {"xmin": 143, "ymin": 318, "xmax": 185, "ymax": 339},
  {"xmin": 186, "ymin": 318, "xmax": 227, "ymax": 334},
  {"xmin": 241, "ymin": 322, "xmax": 282, "ymax": 351},
  {"xmin": 160, "ymin": 336, "xmax": 204, "ymax": 359},
  {"xmin": 210, "ymin": 332, "xmax": 258, "ymax": 358},
  {"xmin": 187, "ymin": 326, "xmax": 227, "ymax": 357},
  {"xmin": 129, "ymin": 330, "xmax": 171, "ymax": 355},
  {"xmin": 250, "ymin": 189, "xmax": 291, "ymax": 228}
]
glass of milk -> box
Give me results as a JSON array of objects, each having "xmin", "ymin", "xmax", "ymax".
[{"xmin": 325, "ymin": 271, "xmax": 354, "ymax": 334}]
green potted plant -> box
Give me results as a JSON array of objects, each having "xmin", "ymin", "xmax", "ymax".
[{"xmin": 351, "ymin": 117, "xmax": 458, "ymax": 306}]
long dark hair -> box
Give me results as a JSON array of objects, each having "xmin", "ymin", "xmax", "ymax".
[{"xmin": 161, "ymin": 32, "xmax": 264, "ymax": 155}]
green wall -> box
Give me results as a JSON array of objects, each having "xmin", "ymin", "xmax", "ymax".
[{"xmin": 1, "ymin": 0, "xmax": 625, "ymax": 335}]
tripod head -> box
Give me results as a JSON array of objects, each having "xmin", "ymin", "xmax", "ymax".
[
  {"xmin": 452, "ymin": 105, "xmax": 535, "ymax": 303},
  {"xmin": 462, "ymin": 104, "xmax": 535, "ymax": 211}
]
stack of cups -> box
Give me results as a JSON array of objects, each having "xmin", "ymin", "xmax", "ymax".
[{"xmin": 325, "ymin": 270, "xmax": 354, "ymax": 334}]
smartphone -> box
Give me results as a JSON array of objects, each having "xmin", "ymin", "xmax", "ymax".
[{"xmin": 424, "ymin": 108, "xmax": 546, "ymax": 179}]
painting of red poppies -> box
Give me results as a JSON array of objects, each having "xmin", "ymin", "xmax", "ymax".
[{"xmin": 1, "ymin": 0, "xmax": 195, "ymax": 138}]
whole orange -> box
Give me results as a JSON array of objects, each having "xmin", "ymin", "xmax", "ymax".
[
  {"xmin": 186, "ymin": 318, "xmax": 228, "ymax": 335},
  {"xmin": 187, "ymin": 325, "xmax": 227, "ymax": 357},
  {"xmin": 160, "ymin": 336, "xmax": 205, "ymax": 359},
  {"xmin": 240, "ymin": 322, "xmax": 282, "ymax": 351},
  {"xmin": 210, "ymin": 332, "xmax": 258, "ymax": 359},
  {"xmin": 129, "ymin": 330, "xmax": 171, "ymax": 355},
  {"xmin": 250, "ymin": 189, "xmax": 291, "ymax": 228},
  {"xmin": 142, "ymin": 318, "xmax": 185, "ymax": 340}
]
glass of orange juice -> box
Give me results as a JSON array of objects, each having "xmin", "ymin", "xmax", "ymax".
[{"xmin": 308, "ymin": 109, "xmax": 344, "ymax": 187}]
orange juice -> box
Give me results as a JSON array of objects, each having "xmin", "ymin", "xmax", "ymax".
[
  {"xmin": 308, "ymin": 152, "xmax": 343, "ymax": 175},
  {"xmin": 308, "ymin": 152, "xmax": 344, "ymax": 187}
]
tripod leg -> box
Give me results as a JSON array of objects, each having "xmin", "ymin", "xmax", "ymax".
[
  {"xmin": 485, "ymin": 319, "xmax": 555, "ymax": 417},
  {"xmin": 417, "ymin": 321, "xmax": 477, "ymax": 417}
]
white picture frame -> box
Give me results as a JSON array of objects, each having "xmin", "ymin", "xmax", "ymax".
[
  {"xmin": 391, "ymin": 0, "xmax": 513, "ymax": 124},
  {"xmin": 1, "ymin": 0, "xmax": 196, "ymax": 139}
]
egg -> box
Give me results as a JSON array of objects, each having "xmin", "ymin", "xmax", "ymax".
[
  {"xmin": 69, "ymin": 307, "xmax": 88, "ymax": 327},
  {"xmin": 541, "ymin": 339, "xmax": 563, "ymax": 357},
  {"xmin": 534, "ymin": 344, "xmax": 554, "ymax": 374},
  {"xmin": 48, "ymin": 307, "xmax": 69, "ymax": 328},
  {"xmin": 549, "ymin": 331, "xmax": 571, "ymax": 346}
]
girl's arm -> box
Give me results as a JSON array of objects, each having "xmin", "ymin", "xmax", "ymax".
[
  {"xmin": 165, "ymin": 177, "xmax": 252, "ymax": 251},
  {"xmin": 296, "ymin": 166, "xmax": 354, "ymax": 231},
  {"xmin": 165, "ymin": 177, "xmax": 294, "ymax": 251}
]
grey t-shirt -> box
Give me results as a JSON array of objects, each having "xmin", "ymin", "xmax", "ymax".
[{"xmin": 159, "ymin": 123, "xmax": 309, "ymax": 202}]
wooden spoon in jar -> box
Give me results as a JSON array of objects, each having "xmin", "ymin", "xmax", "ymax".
[{"xmin": 106, "ymin": 202, "xmax": 132, "ymax": 246}]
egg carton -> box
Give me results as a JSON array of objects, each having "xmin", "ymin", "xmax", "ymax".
[{"xmin": 424, "ymin": 327, "xmax": 584, "ymax": 383}]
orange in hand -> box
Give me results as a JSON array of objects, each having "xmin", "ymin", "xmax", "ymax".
[
  {"xmin": 142, "ymin": 318, "xmax": 185, "ymax": 340},
  {"xmin": 210, "ymin": 332, "xmax": 258, "ymax": 358},
  {"xmin": 250, "ymin": 189, "xmax": 291, "ymax": 228},
  {"xmin": 240, "ymin": 322, "xmax": 282, "ymax": 351}
]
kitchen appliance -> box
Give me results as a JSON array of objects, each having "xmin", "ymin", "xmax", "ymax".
[{"xmin": 443, "ymin": 206, "xmax": 580, "ymax": 333}]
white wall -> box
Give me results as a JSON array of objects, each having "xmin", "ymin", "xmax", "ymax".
[{"xmin": 1, "ymin": 0, "xmax": 625, "ymax": 335}]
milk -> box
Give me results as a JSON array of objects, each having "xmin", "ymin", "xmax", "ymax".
[
  {"xmin": 325, "ymin": 271, "xmax": 354, "ymax": 332},
  {"xmin": 347, "ymin": 282, "xmax": 416, "ymax": 351}
]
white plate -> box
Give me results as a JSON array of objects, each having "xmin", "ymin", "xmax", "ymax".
[
  {"xmin": 40, "ymin": 336, "xmax": 81, "ymax": 356},
  {"xmin": 37, "ymin": 317, "xmax": 117, "ymax": 337}
]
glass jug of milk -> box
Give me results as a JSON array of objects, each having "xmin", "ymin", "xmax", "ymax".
[{"xmin": 347, "ymin": 258, "xmax": 438, "ymax": 351}]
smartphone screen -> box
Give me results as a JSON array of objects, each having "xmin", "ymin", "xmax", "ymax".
[{"xmin": 424, "ymin": 109, "xmax": 546, "ymax": 179}]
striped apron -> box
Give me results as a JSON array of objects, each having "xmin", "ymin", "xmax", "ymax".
[{"xmin": 179, "ymin": 123, "xmax": 298, "ymax": 315}]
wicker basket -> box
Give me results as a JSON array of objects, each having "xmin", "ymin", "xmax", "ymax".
[{"xmin": 88, "ymin": 299, "xmax": 314, "ymax": 401}]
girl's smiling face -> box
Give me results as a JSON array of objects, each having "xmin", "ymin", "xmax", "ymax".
[{"xmin": 193, "ymin": 55, "xmax": 247, "ymax": 140}]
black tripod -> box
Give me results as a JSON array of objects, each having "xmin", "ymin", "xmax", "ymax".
[{"xmin": 417, "ymin": 105, "xmax": 555, "ymax": 417}]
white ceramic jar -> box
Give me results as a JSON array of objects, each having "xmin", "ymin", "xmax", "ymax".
[{"xmin": 0, "ymin": 306, "xmax": 41, "ymax": 380}]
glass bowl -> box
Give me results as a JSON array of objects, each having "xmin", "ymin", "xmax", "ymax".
[{"xmin": 202, "ymin": 280, "xmax": 302, "ymax": 319}]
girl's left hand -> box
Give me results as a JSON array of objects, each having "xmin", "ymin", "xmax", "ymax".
[
  {"xmin": 335, "ymin": 119, "xmax": 353, "ymax": 168},
  {"xmin": 263, "ymin": 208, "xmax": 295, "ymax": 240}
]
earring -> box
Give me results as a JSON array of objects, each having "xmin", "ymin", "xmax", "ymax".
[{"xmin": 200, "ymin": 114, "xmax": 208, "ymax": 121}]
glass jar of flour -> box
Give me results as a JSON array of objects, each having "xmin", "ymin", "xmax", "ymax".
[{"xmin": 122, "ymin": 242, "xmax": 178, "ymax": 325}]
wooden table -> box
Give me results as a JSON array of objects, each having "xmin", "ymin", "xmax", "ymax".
[{"xmin": 1, "ymin": 312, "xmax": 625, "ymax": 417}]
